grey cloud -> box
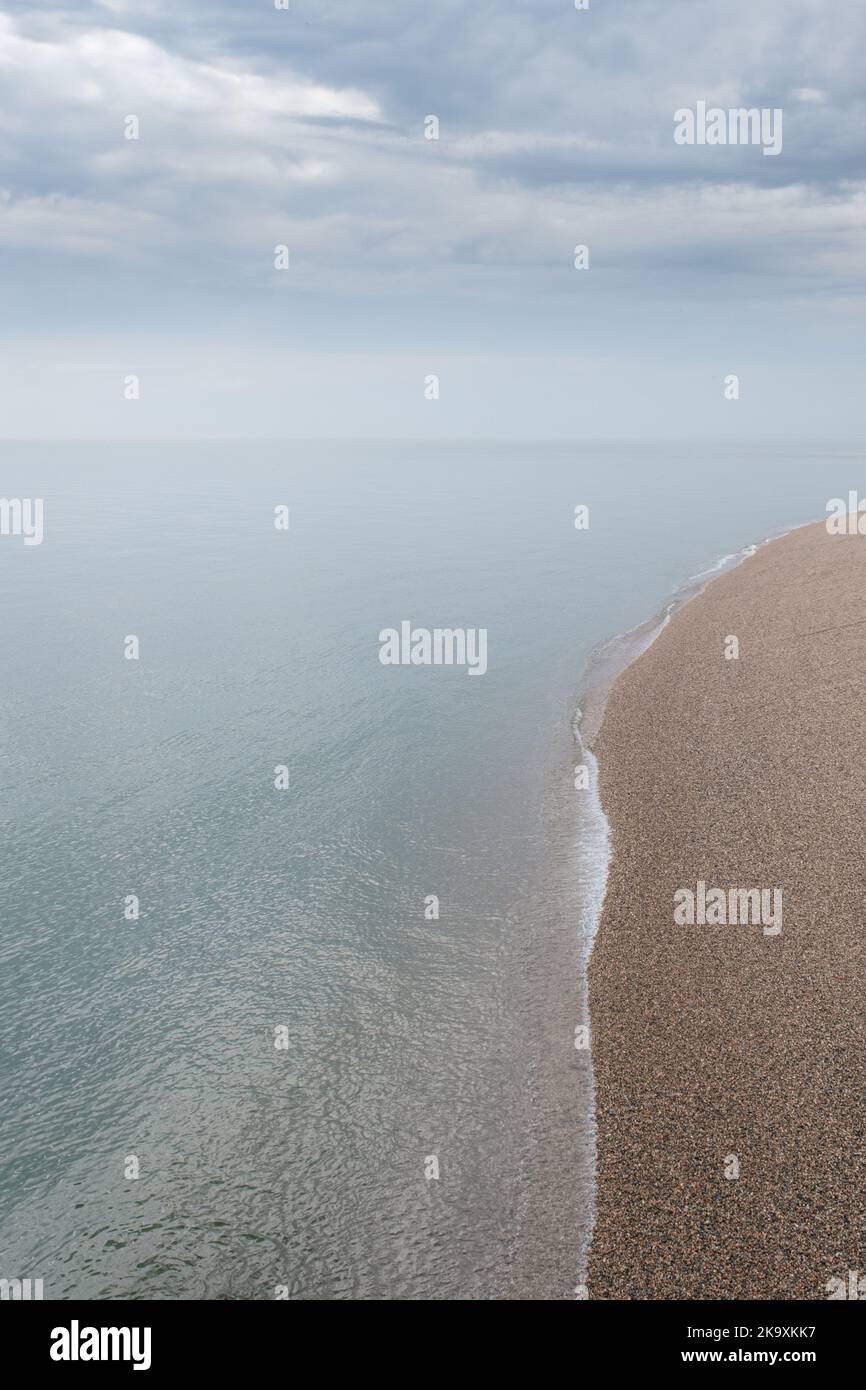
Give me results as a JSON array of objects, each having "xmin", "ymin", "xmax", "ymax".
[{"xmin": 1, "ymin": 0, "xmax": 865, "ymax": 436}]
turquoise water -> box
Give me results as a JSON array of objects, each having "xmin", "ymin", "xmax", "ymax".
[{"xmin": 0, "ymin": 441, "xmax": 851, "ymax": 1299}]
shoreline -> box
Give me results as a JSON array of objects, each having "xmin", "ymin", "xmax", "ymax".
[
  {"xmin": 565, "ymin": 525, "xmax": 802, "ymax": 1292},
  {"xmin": 582, "ymin": 518, "xmax": 866, "ymax": 1299},
  {"xmin": 568, "ymin": 525, "xmax": 807, "ymax": 1292},
  {"xmin": 575, "ymin": 523, "xmax": 806, "ymax": 748}
]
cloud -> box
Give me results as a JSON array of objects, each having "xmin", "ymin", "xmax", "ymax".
[{"xmin": 1, "ymin": 0, "xmax": 865, "ymax": 437}]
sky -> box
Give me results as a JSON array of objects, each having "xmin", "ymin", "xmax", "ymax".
[{"xmin": 0, "ymin": 0, "xmax": 864, "ymax": 438}]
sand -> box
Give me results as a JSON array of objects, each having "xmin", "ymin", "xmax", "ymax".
[{"xmin": 586, "ymin": 519, "xmax": 866, "ymax": 1300}]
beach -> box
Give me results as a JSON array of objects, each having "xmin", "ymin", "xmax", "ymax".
[
  {"xmin": 3, "ymin": 446, "xmax": 855, "ymax": 1300},
  {"xmin": 587, "ymin": 518, "xmax": 866, "ymax": 1299}
]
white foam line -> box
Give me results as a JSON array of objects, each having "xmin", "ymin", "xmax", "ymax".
[{"xmin": 573, "ymin": 517, "xmax": 816, "ymax": 1289}]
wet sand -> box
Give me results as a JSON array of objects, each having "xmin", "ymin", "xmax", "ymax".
[{"xmin": 587, "ymin": 519, "xmax": 866, "ymax": 1299}]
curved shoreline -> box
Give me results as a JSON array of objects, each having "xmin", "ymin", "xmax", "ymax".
[
  {"xmin": 582, "ymin": 517, "xmax": 866, "ymax": 1298},
  {"xmin": 571, "ymin": 519, "xmax": 814, "ymax": 1291},
  {"xmin": 576, "ymin": 523, "xmax": 805, "ymax": 749}
]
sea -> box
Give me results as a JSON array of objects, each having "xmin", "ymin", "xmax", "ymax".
[{"xmin": 0, "ymin": 440, "xmax": 852, "ymax": 1299}]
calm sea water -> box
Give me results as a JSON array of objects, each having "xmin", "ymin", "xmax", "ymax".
[{"xmin": 0, "ymin": 441, "xmax": 852, "ymax": 1299}]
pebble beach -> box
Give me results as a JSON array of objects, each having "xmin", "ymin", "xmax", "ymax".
[{"xmin": 587, "ymin": 518, "xmax": 866, "ymax": 1299}]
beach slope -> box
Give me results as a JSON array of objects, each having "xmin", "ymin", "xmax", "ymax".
[{"xmin": 587, "ymin": 519, "xmax": 866, "ymax": 1299}]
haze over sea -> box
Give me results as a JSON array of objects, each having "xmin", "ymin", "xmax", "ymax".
[{"xmin": 0, "ymin": 440, "xmax": 851, "ymax": 1299}]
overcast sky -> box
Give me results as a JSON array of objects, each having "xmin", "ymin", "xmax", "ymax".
[{"xmin": 1, "ymin": 0, "xmax": 864, "ymax": 437}]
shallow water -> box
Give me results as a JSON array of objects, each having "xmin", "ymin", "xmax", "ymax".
[{"xmin": 0, "ymin": 440, "xmax": 849, "ymax": 1298}]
